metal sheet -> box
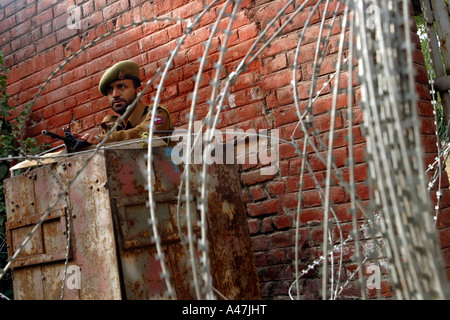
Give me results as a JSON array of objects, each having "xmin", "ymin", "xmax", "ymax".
[
  {"xmin": 4, "ymin": 173, "xmax": 35, "ymax": 221},
  {"xmin": 5, "ymin": 146, "xmax": 260, "ymax": 300},
  {"xmin": 205, "ymin": 164, "xmax": 261, "ymax": 299},
  {"xmin": 12, "ymin": 266, "xmax": 44, "ymax": 300},
  {"xmin": 105, "ymin": 147, "xmax": 260, "ymax": 300},
  {"xmin": 66, "ymin": 151, "xmax": 122, "ymax": 300}
]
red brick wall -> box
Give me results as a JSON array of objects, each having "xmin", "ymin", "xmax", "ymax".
[{"xmin": 1, "ymin": 0, "xmax": 449, "ymax": 299}]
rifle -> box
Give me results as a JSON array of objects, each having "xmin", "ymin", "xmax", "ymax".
[{"xmin": 42, "ymin": 127, "xmax": 91, "ymax": 152}]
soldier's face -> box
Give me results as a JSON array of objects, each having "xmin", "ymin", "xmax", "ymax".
[{"xmin": 107, "ymin": 79, "xmax": 140, "ymax": 115}]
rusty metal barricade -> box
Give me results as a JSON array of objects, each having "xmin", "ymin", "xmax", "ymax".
[{"xmin": 3, "ymin": 141, "xmax": 261, "ymax": 300}]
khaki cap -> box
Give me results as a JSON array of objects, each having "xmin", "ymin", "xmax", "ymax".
[{"xmin": 98, "ymin": 60, "xmax": 141, "ymax": 96}]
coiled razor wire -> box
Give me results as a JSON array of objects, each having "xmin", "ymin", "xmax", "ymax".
[{"xmin": 1, "ymin": 0, "xmax": 450, "ymax": 300}]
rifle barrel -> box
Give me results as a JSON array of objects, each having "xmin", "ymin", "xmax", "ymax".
[{"xmin": 42, "ymin": 130, "xmax": 70, "ymax": 142}]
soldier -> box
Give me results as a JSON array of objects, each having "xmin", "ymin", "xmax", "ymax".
[{"xmin": 81, "ymin": 60, "xmax": 173, "ymax": 145}]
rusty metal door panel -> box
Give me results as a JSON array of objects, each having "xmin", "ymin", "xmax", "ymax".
[
  {"xmin": 205, "ymin": 164, "xmax": 261, "ymax": 300},
  {"xmin": 40, "ymin": 263, "xmax": 80, "ymax": 300},
  {"xmin": 66, "ymin": 151, "xmax": 122, "ymax": 300},
  {"xmin": 106, "ymin": 147, "xmax": 202, "ymax": 300},
  {"xmin": 4, "ymin": 173, "xmax": 36, "ymax": 221},
  {"xmin": 41, "ymin": 217, "xmax": 65, "ymax": 254},
  {"xmin": 114, "ymin": 198, "xmax": 199, "ymax": 248},
  {"xmin": 5, "ymin": 146, "xmax": 260, "ymax": 300},
  {"xmin": 112, "ymin": 198, "xmax": 200, "ymax": 299},
  {"xmin": 33, "ymin": 164, "xmax": 68, "ymax": 214},
  {"xmin": 104, "ymin": 149, "xmax": 149, "ymax": 197},
  {"xmin": 6, "ymin": 207, "xmax": 70, "ymax": 269},
  {"xmin": 9, "ymin": 224, "xmax": 43, "ymax": 259},
  {"xmin": 12, "ymin": 266, "xmax": 45, "ymax": 300},
  {"xmin": 104, "ymin": 148, "xmax": 198, "ymax": 195},
  {"xmin": 4, "ymin": 162, "xmax": 74, "ymax": 299},
  {"xmin": 165, "ymin": 241, "xmax": 202, "ymax": 300},
  {"xmin": 151, "ymin": 147, "xmax": 186, "ymax": 193},
  {"xmin": 120, "ymin": 246, "xmax": 174, "ymax": 299},
  {"xmin": 105, "ymin": 147, "xmax": 259, "ymax": 300},
  {"xmin": 116, "ymin": 201, "xmax": 177, "ymax": 249}
]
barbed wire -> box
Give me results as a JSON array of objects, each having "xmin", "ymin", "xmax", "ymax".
[{"xmin": 1, "ymin": 0, "xmax": 449, "ymax": 300}]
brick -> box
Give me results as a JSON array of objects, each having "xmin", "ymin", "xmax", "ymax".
[
  {"xmin": 13, "ymin": 44, "xmax": 35, "ymax": 63},
  {"xmin": 312, "ymin": 110, "xmax": 344, "ymax": 133},
  {"xmin": 0, "ymin": 14, "xmax": 15, "ymax": 33},
  {"xmin": 241, "ymin": 168, "xmax": 276, "ymax": 186},
  {"xmin": 114, "ymin": 27, "xmax": 143, "ymax": 48},
  {"xmin": 338, "ymin": 281, "xmax": 362, "ymax": 299},
  {"xmin": 246, "ymin": 198, "xmax": 280, "ymax": 217},
  {"xmin": 253, "ymin": 0, "xmax": 292, "ymax": 30},
  {"xmin": 261, "ymin": 53, "xmax": 287, "ymax": 76},
  {"xmin": 11, "ymin": 20, "xmax": 31, "ymax": 40},
  {"xmin": 53, "ymin": 0, "xmax": 74, "ymax": 18},
  {"xmin": 248, "ymin": 219, "xmax": 260, "ymax": 235},
  {"xmin": 299, "ymin": 207, "xmax": 324, "ymax": 225},
  {"xmin": 261, "ymin": 69, "xmax": 297, "ymax": 92},
  {"xmin": 93, "ymin": 0, "xmax": 106, "ymax": 10},
  {"xmin": 266, "ymin": 248, "xmax": 290, "ymax": 265},
  {"xmin": 273, "ymin": 105, "xmax": 299, "ymax": 127},
  {"xmin": 170, "ymin": 0, "xmax": 204, "ymax": 19},
  {"xmin": 238, "ymin": 22, "xmax": 259, "ymax": 42},
  {"xmin": 0, "ymin": 0, "xmax": 16, "ymax": 10},
  {"xmin": 20, "ymin": 72, "xmax": 41, "ymax": 91},
  {"xmin": 273, "ymin": 214, "xmax": 292, "ymax": 230},
  {"xmin": 223, "ymin": 102, "xmax": 263, "ymax": 126},
  {"xmin": 230, "ymin": 71, "xmax": 259, "ymax": 92},
  {"xmin": 254, "ymin": 252, "xmax": 267, "ymax": 268},
  {"xmin": 282, "ymin": 192, "xmax": 299, "ymax": 210},
  {"xmin": 353, "ymin": 143, "xmax": 367, "ymax": 164},
  {"xmin": 341, "ymin": 163, "xmax": 368, "ymax": 183},
  {"xmin": 266, "ymin": 180, "xmax": 285, "ymax": 196},
  {"xmin": 278, "ymin": 142, "xmax": 298, "ymax": 160},
  {"xmin": 367, "ymin": 281, "xmax": 393, "ymax": 299},
  {"xmin": 181, "ymin": 25, "xmax": 210, "ymax": 49},
  {"xmin": 224, "ymin": 39, "xmax": 256, "ymax": 64},
  {"xmin": 443, "ymin": 247, "xmax": 450, "ymax": 268},
  {"xmin": 311, "ymin": 92, "xmax": 350, "ymax": 115},
  {"xmin": 45, "ymin": 85, "xmax": 69, "ymax": 105},
  {"xmin": 302, "ymin": 186, "xmax": 347, "ymax": 208},
  {"xmin": 262, "ymin": 33, "xmax": 298, "ymax": 58},
  {"xmin": 41, "ymin": 21, "xmax": 53, "ymax": 36},
  {"xmin": 16, "ymin": 4, "xmax": 36, "ymax": 23},
  {"xmin": 307, "ymin": 148, "xmax": 348, "ymax": 171},
  {"xmin": 249, "ymin": 186, "xmax": 267, "ymax": 201},
  {"xmin": 439, "ymin": 228, "xmax": 450, "ymax": 249},
  {"xmin": 74, "ymin": 89, "xmax": 91, "ymax": 106},
  {"xmin": 81, "ymin": 1, "xmax": 95, "ymax": 17},
  {"xmin": 280, "ymin": 5, "xmax": 321, "ymax": 34},
  {"xmin": 102, "ymin": 0, "xmax": 129, "ymax": 21},
  {"xmin": 437, "ymin": 207, "xmax": 450, "ymax": 229},
  {"xmin": 49, "ymin": 110, "xmax": 73, "ymax": 128},
  {"xmin": 421, "ymin": 135, "xmax": 438, "ymax": 153},
  {"xmin": 251, "ymin": 235, "xmax": 269, "ymax": 251},
  {"xmin": 270, "ymin": 230, "xmax": 294, "ymax": 248},
  {"xmin": 310, "ymin": 227, "xmax": 324, "ymax": 246},
  {"xmin": 262, "ymin": 217, "xmax": 274, "ymax": 233},
  {"xmin": 56, "ymin": 26, "xmax": 78, "ymax": 42},
  {"xmin": 36, "ymin": 33, "xmax": 56, "ymax": 52},
  {"xmin": 37, "ymin": 0, "xmax": 57, "ymax": 13}
]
